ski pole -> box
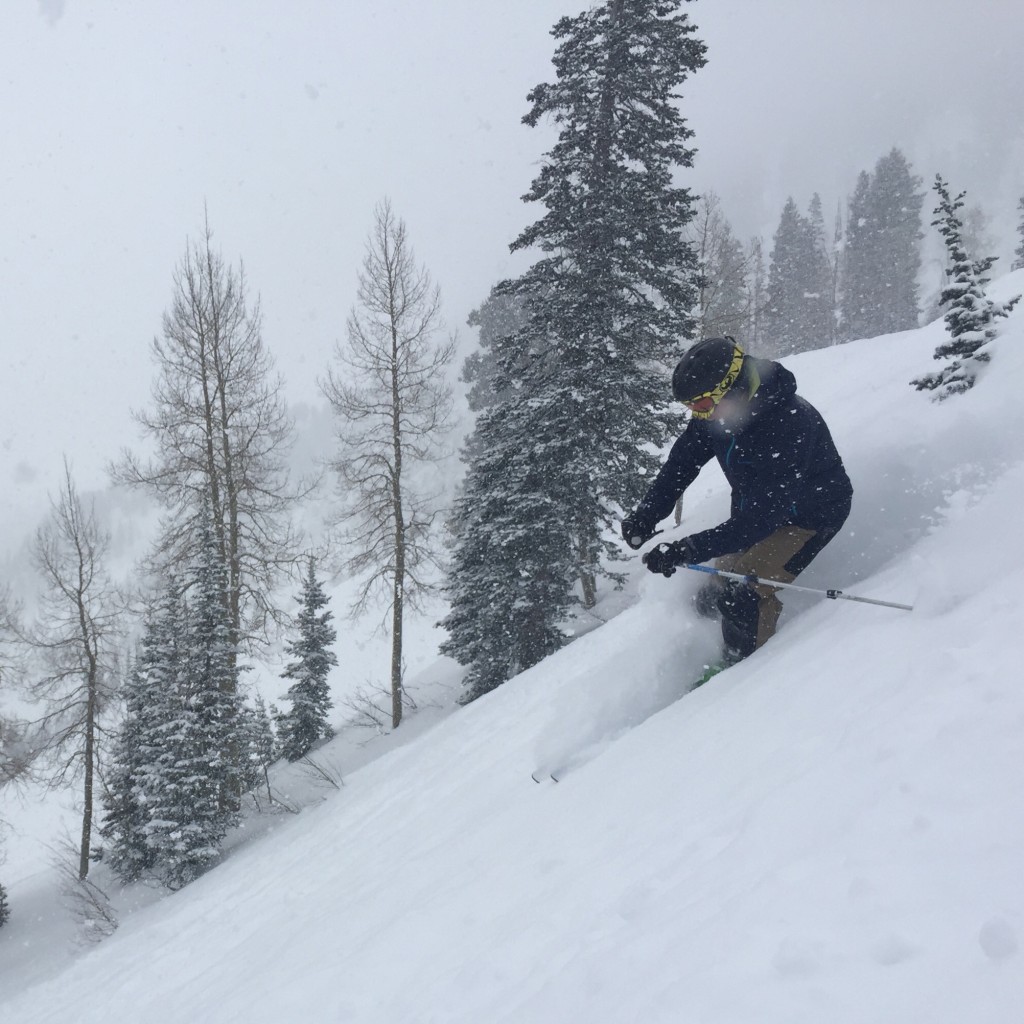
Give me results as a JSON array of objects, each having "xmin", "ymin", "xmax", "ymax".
[{"xmin": 681, "ymin": 562, "xmax": 914, "ymax": 611}]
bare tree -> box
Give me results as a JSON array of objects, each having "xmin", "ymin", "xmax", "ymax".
[
  {"xmin": 321, "ymin": 199, "xmax": 455, "ymax": 729},
  {"xmin": 686, "ymin": 192, "xmax": 762, "ymax": 341},
  {"xmin": 113, "ymin": 218, "xmax": 308, "ymax": 656},
  {"xmin": 18, "ymin": 462, "xmax": 122, "ymax": 880}
]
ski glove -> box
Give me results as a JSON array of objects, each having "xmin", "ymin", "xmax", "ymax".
[
  {"xmin": 642, "ymin": 539, "xmax": 698, "ymax": 577},
  {"xmin": 621, "ymin": 514, "xmax": 655, "ymax": 550}
]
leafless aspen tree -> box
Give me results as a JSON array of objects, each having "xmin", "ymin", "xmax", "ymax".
[
  {"xmin": 19, "ymin": 462, "xmax": 122, "ymax": 880},
  {"xmin": 686, "ymin": 192, "xmax": 763, "ymax": 342},
  {"xmin": 113, "ymin": 220, "xmax": 307, "ymax": 655},
  {"xmin": 321, "ymin": 200, "xmax": 455, "ymax": 729}
]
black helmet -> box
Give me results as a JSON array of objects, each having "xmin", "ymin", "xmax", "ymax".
[{"xmin": 671, "ymin": 337, "xmax": 745, "ymax": 415}]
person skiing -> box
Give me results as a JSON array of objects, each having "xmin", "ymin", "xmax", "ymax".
[{"xmin": 621, "ymin": 337, "xmax": 853, "ymax": 666}]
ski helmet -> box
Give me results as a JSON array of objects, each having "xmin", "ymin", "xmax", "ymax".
[{"xmin": 671, "ymin": 337, "xmax": 746, "ymax": 419}]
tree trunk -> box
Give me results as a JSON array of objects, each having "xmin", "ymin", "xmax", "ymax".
[
  {"xmin": 577, "ymin": 528, "xmax": 599, "ymax": 610},
  {"xmin": 79, "ymin": 700, "xmax": 94, "ymax": 881},
  {"xmin": 390, "ymin": 307, "xmax": 405, "ymax": 730},
  {"xmin": 580, "ymin": 570, "xmax": 598, "ymax": 610},
  {"xmin": 391, "ymin": 569, "xmax": 404, "ymax": 730}
]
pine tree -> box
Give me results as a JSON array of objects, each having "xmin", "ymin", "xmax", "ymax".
[
  {"xmin": 103, "ymin": 512, "xmax": 249, "ymax": 889},
  {"xmin": 764, "ymin": 198, "xmax": 830, "ymax": 355},
  {"xmin": 1011, "ymin": 193, "xmax": 1024, "ymax": 271},
  {"xmin": 463, "ymin": 289, "xmax": 530, "ymax": 415},
  {"xmin": 100, "ymin": 585, "xmax": 182, "ymax": 883},
  {"xmin": 505, "ymin": 0, "xmax": 704, "ymax": 594},
  {"xmin": 912, "ymin": 175, "xmax": 1021, "ymax": 399},
  {"xmin": 441, "ymin": 394, "xmax": 578, "ymax": 702},
  {"xmin": 443, "ymin": 0, "xmax": 706, "ymax": 699},
  {"xmin": 840, "ymin": 171, "xmax": 876, "ymax": 340},
  {"xmin": 869, "ymin": 148, "xmax": 924, "ymax": 332},
  {"xmin": 139, "ymin": 512, "xmax": 243, "ymax": 889},
  {"xmin": 238, "ymin": 695, "xmax": 276, "ymax": 799},
  {"xmin": 746, "ymin": 236, "xmax": 768, "ymax": 352},
  {"xmin": 276, "ymin": 558, "xmax": 337, "ymax": 762},
  {"xmin": 806, "ymin": 193, "xmax": 838, "ymax": 345},
  {"xmin": 841, "ymin": 149, "xmax": 924, "ymax": 339},
  {"xmin": 0, "ymin": 880, "xmax": 9, "ymax": 928}
]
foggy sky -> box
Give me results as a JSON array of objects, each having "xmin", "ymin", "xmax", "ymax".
[{"xmin": 2, "ymin": 0, "xmax": 1021, "ymax": 545}]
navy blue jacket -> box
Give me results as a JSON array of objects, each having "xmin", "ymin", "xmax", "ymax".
[{"xmin": 634, "ymin": 358, "xmax": 853, "ymax": 564}]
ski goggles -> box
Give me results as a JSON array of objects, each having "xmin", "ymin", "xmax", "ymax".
[{"xmin": 682, "ymin": 344, "xmax": 745, "ymax": 419}]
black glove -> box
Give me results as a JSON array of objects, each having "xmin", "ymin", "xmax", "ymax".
[
  {"xmin": 621, "ymin": 514, "xmax": 655, "ymax": 550},
  {"xmin": 642, "ymin": 539, "xmax": 697, "ymax": 577}
]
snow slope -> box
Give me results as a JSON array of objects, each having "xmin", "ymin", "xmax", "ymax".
[{"xmin": 2, "ymin": 272, "xmax": 1024, "ymax": 1022}]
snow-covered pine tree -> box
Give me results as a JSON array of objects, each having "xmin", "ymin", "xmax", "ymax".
[
  {"xmin": 441, "ymin": 392, "xmax": 578, "ymax": 702},
  {"xmin": 462, "ymin": 288, "xmax": 530, "ymax": 416},
  {"xmin": 239, "ymin": 695, "xmax": 276, "ymax": 798},
  {"xmin": 745, "ymin": 236, "xmax": 768, "ymax": 352},
  {"xmin": 839, "ymin": 171, "xmax": 876, "ymax": 341},
  {"xmin": 912, "ymin": 175, "xmax": 1021, "ymax": 399},
  {"xmin": 1012, "ymin": 192, "xmax": 1024, "ymax": 272},
  {"xmin": 142, "ymin": 510, "xmax": 243, "ymax": 889},
  {"xmin": 443, "ymin": 0, "xmax": 705, "ymax": 700},
  {"xmin": 276, "ymin": 557, "xmax": 337, "ymax": 762},
  {"xmin": 0, "ymin": 879, "xmax": 9, "ymax": 928},
  {"xmin": 100, "ymin": 583, "xmax": 182, "ymax": 883},
  {"xmin": 806, "ymin": 193, "xmax": 838, "ymax": 346},
  {"xmin": 841, "ymin": 150, "xmax": 924, "ymax": 339},
  {"xmin": 764, "ymin": 197, "xmax": 830, "ymax": 355},
  {"xmin": 870, "ymin": 148, "xmax": 924, "ymax": 332}
]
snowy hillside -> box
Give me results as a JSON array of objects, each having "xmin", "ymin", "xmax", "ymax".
[{"xmin": 2, "ymin": 272, "xmax": 1024, "ymax": 1022}]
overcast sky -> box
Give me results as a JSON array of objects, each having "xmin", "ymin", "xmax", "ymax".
[{"xmin": 2, "ymin": 0, "xmax": 1022, "ymax": 544}]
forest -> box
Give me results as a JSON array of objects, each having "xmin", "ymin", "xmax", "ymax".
[{"xmin": 2, "ymin": 0, "xmax": 1023, "ymax": 932}]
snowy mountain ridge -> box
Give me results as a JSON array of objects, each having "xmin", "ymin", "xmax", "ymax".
[{"xmin": 2, "ymin": 272, "xmax": 1024, "ymax": 1023}]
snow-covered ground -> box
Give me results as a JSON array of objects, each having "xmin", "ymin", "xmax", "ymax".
[{"xmin": 2, "ymin": 271, "xmax": 1023, "ymax": 1022}]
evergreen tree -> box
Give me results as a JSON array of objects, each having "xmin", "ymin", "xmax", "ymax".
[
  {"xmin": 462, "ymin": 289, "xmax": 530, "ymax": 415},
  {"xmin": 276, "ymin": 558, "xmax": 337, "ymax": 762},
  {"xmin": 105, "ymin": 519, "xmax": 272, "ymax": 886},
  {"xmin": 0, "ymin": 879, "xmax": 9, "ymax": 928},
  {"xmin": 441, "ymin": 394, "xmax": 578, "ymax": 702},
  {"xmin": 239, "ymin": 695, "xmax": 276, "ymax": 798},
  {"xmin": 137, "ymin": 512, "xmax": 243, "ymax": 889},
  {"xmin": 806, "ymin": 193, "xmax": 838, "ymax": 345},
  {"xmin": 869, "ymin": 148, "xmax": 924, "ymax": 332},
  {"xmin": 912, "ymin": 175, "xmax": 1021, "ymax": 399},
  {"xmin": 745, "ymin": 236, "xmax": 768, "ymax": 351},
  {"xmin": 504, "ymin": 0, "xmax": 704, "ymax": 598},
  {"xmin": 100, "ymin": 584, "xmax": 182, "ymax": 883},
  {"xmin": 841, "ymin": 149, "xmax": 923, "ymax": 339},
  {"xmin": 839, "ymin": 171, "xmax": 876, "ymax": 340},
  {"xmin": 443, "ymin": 0, "xmax": 706, "ymax": 699},
  {"xmin": 764, "ymin": 198, "xmax": 830, "ymax": 355},
  {"xmin": 1014, "ymin": 193, "xmax": 1024, "ymax": 272}
]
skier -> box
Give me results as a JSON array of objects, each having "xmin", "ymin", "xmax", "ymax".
[{"xmin": 621, "ymin": 337, "xmax": 853, "ymax": 666}]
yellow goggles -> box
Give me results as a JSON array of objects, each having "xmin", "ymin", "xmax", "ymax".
[{"xmin": 684, "ymin": 345, "xmax": 745, "ymax": 419}]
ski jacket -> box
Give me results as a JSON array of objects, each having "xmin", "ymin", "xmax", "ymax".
[{"xmin": 633, "ymin": 357, "xmax": 853, "ymax": 565}]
